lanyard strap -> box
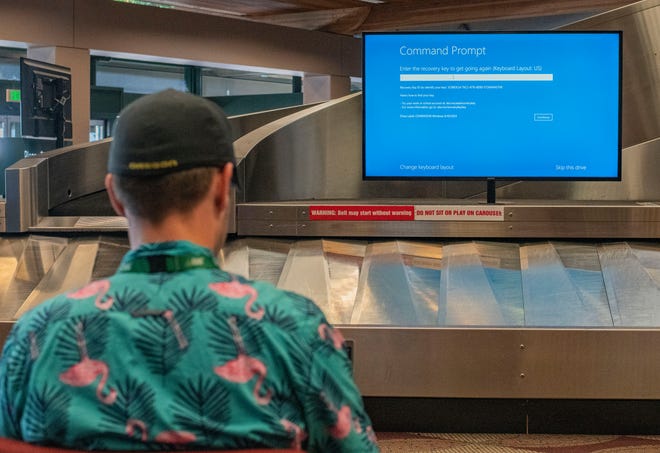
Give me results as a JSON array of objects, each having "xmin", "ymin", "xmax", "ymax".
[{"xmin": 118, "ymin": 254, "xmax": 218, "ymax": 273}]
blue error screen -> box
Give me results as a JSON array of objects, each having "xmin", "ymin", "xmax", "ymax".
[{"xmin": 363, "ymin": 32, "xmax": 621, "ymax": 179}]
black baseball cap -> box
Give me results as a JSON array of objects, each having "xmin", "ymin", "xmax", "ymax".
[{"xmin": 108, "ymin": 89, "xmax": 239, "ymax": 186}]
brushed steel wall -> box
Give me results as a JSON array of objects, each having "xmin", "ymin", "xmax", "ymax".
[
  {"xmin": 1, "ymin": 104, "xmax": 310, "ymax": 232},
  {"xmin": 236, "ymin": 0, "xmax": 660, "ymax": 202},
  {"xmin": 565, "ymin": 0, "xmax": 660, "ymax": 148}
]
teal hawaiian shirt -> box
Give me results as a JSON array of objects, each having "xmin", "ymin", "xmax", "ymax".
[{"xmin": 0, "ymin": 241, "xmax": 379, "ymax": 452}]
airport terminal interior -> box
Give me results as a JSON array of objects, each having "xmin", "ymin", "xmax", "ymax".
[{"xmin": 1, "ymin": 0, "xmax": 660, "ymax": 449}]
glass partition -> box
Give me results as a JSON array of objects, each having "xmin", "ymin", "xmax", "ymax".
[
  {"xmin": 95, "ymin": 59, "xmax": 187, "ymax": 94},
  {"xmin": 202, "ymin": 68, "xmax": 293, "ymax": 96}
]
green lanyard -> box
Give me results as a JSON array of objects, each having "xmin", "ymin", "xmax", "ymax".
[{"xmin": 118, "ymin": 254, "xmax": 218, "ymax": 274}]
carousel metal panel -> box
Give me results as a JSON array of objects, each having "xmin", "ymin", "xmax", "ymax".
[{"xmin": 2, "ymin": 0, "xmax": 660, "ymax": 404}]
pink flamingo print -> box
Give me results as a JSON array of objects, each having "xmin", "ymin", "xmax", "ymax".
[
  {"xmin": 318, "ymin": 323, "xmax": 345, "ymax": 349},
  {"xmin": 126, "ymin": 419, "xmax": 148, "ymax": 442},
  {"xmin": 280, "ymin": 419, "xmax": 307, "ymax": 450},
  {"xmin": 69, "ymin": 279, "xmax": 114, "ymax": 310},
  {"xmin": 353, "ymin": 418, "xmax": 363, "ymax": 433},
  {"xmin": 163, "ymin": 310, "xmax": 188, "ymax": 349},
  {"xmin": 131, "ymin": 309, "xmax": 189, "ymax": 350},
  {"xmin": 59, "ymin": 322, "xmax": 117, "ymax": 405},
  {"xmin": 321, "ymin": 392, "xmax": 352, "ymax": 440},
  {"xmin": 29, "ymin": 331, "xmax": 39, "ymax": 360},
  {"xmin": 154, "ymin": 430, "xmax": 197, "ymax": 444},
  {"xmin": 329, "ymin": 405, "xmax": 352, "ymax": 439},
  {"xmin": 352, "ymin": 416, "xmax": 377, "ymax": 443},
  {"xmin": 209, "ymin": 279, "xmax": 264, "ymax": 320},
  {"xmin": 126, "ymin": 419, "xmax": 196, "ymax": 444},
  {"xmin": 214, "ymin": 316, "xmax": 272, "ymax": 405},
  {"xmin": 365, "ymin": 425, "xmax": 377, "ymax": 443}
]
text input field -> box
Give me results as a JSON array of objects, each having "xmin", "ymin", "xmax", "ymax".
[{"xmin": 400, "ymin": 74, "xmax": 554, "ymax": 82}]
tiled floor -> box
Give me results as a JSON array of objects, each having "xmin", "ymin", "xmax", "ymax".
[{"xmin": 377, "ymin": 433, "xmax": 660, "ymax": 452}]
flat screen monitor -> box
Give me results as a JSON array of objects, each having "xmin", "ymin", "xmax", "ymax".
[
  {"xmin": 20, "ymin": 57, "xmax": 72, "ymax": 149},
  {"xmin": 363, "ymin": 31, "xmax": 622, "ymax": 183}
]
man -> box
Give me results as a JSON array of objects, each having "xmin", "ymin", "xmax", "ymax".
[{"xmin": 0, "ymin": 90, "xmax": 379, "ymax": 452}]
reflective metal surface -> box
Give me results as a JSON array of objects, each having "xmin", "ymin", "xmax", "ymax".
[
  {"xmin": 0, "ymin": 200, "xmax": 5, "ymax": 232},
  {"xmin": 521, "ymin": 243, "xmax": 611, "ymax": 326},
  {"xmin": 229, "ymin": 103, "xmax": 322, "ymax": 148},
  {"xmin": 565, "ymin": 0, "xmax": 660, "ymax": 148},
  {"xmin": 0, "ymin": 235, "xmax": 128, "ymax": 320},
  {"xmin": 347, "ymin": 327, "xmax": 660, "ymax": 399},
  {"xmin": 232, "ymin": 1, "xmax": 660, "ymax": 203},
  {"xmin": 220, "ymin": 237, "xmax": 660, "ymax": 328},
  {"xmin": 1, "ymin": 234, "xmax": 660, "ymax": 399},
  {"xmin": 441, "ymin": 242, "xmax": 510, "ymax": 326},
  {"xmin": 599, "ymin": 242, "xmax": 660, "ymax": 325},
  {"xmin": 4, "ymin": 156, "xmax": 49, "ymax": 233},
  {"xmin": 2, "ymin": 235, "xmax": 658, "ymax": 328},
  {"xmin": 1, "ymin": 0, "xmax": 660, "ymax": 402},
  {"xmin": 234, "ymin": 93, "xmax": 367, "ymax": 202},
  {"xmin": 236, "ymin": 201, "xmax": 660, "ymax": 238},
  {"xmin": 0, "ymin": 235, "xmax": 26, "ymax": 317},
  {"xmin": 2, "ymin": 105, "xmax": 310, "ymax": 233},
  {"xmin": 235, "ymin": 90, "xmax": 660, "ymax": 202}
]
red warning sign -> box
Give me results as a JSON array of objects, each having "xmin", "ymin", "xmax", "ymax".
[
  {"xmin": 308, "ymin": 205, "xmax": 415, "ymax": 221},
  {"xmin": 413, "ymin": 205, "xmax": 504, "ymax": 221}
]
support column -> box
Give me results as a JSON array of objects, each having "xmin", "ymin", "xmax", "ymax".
[
  {"xmin": 302, "ymin": 74, "xmax": 350, "ymax": 104},
  {"xmin": 184, "ymin": 65, "xmax": 202, "ymax": 95},
  {"xmin": 27, "ymin": 46, "xmax": 90, "ymax": 146}
]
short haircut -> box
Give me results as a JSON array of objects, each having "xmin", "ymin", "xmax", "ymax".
[{"xmin": 111, "ymin": 167, "xmax": 216, "ymax": 224}]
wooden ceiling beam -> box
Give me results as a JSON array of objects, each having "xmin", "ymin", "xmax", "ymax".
[
  {"xmin": 253, "ymin": 7, "xmax": 371, "ymax": 32},
  {"xmin": 261, "ymin": 0, "xmax": 367, "ymax": 9},
  {"xmin": 124, "ymin": 0, "xmax": 639, "ymax": 35},
  {"xmin": 346, "ymin": 0, "xmax": 637, "ymax": 34},
  {"xmin": 146, "ymin": 0, "xmax": 368, "ymax": 16}
]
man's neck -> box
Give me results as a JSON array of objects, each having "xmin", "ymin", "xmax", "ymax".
[{"xmin": 126, "ymin": 209, "xmax": 221, "ymax": 253}]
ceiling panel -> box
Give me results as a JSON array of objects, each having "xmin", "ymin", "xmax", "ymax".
[{"xmin": 134, "ymin": 0, "xmax": 638, "ymax": 35}]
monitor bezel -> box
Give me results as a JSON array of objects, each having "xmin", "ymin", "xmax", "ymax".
[
  {"xmin": 20, "ymin": 57, "xmax": 73, "ymax": 145},
  {"xmin": 361, "ymin": 30, "xmax": 623, "ymax": 182}
]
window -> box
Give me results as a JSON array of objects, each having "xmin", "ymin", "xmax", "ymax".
[
  {"xmin": 201, "ymin": 68, "xmax": 293, "ymax": 96},
  {"xmin": 95, "ymin": 59, "xmax": 186, "ymax": 94}
]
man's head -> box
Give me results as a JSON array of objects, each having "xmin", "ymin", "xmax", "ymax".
[{"xmin": 105, "ymin": 90, "xmax": 237, "ymax": 251}]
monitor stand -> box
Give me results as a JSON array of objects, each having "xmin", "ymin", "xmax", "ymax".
[{"xmin": 486, "ymin": 178, "xmax": 497, "ymax": 204}]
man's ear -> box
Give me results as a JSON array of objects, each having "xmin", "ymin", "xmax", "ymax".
[
  {"xmin": 105, "ymin": 173, "xmax": 127, "ymax": 217},
  {"xmin": 214, "ymin": 163, "xmax": 234, "ymax": 212}
]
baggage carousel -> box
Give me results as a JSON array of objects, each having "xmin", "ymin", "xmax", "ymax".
[
  {"xmin": 2, "ymin": 0, "xmax": 660, "ymax": 433},
  {"xmin": 2, "ymin": 229, "xmax": 660, "ymax": 433}
]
